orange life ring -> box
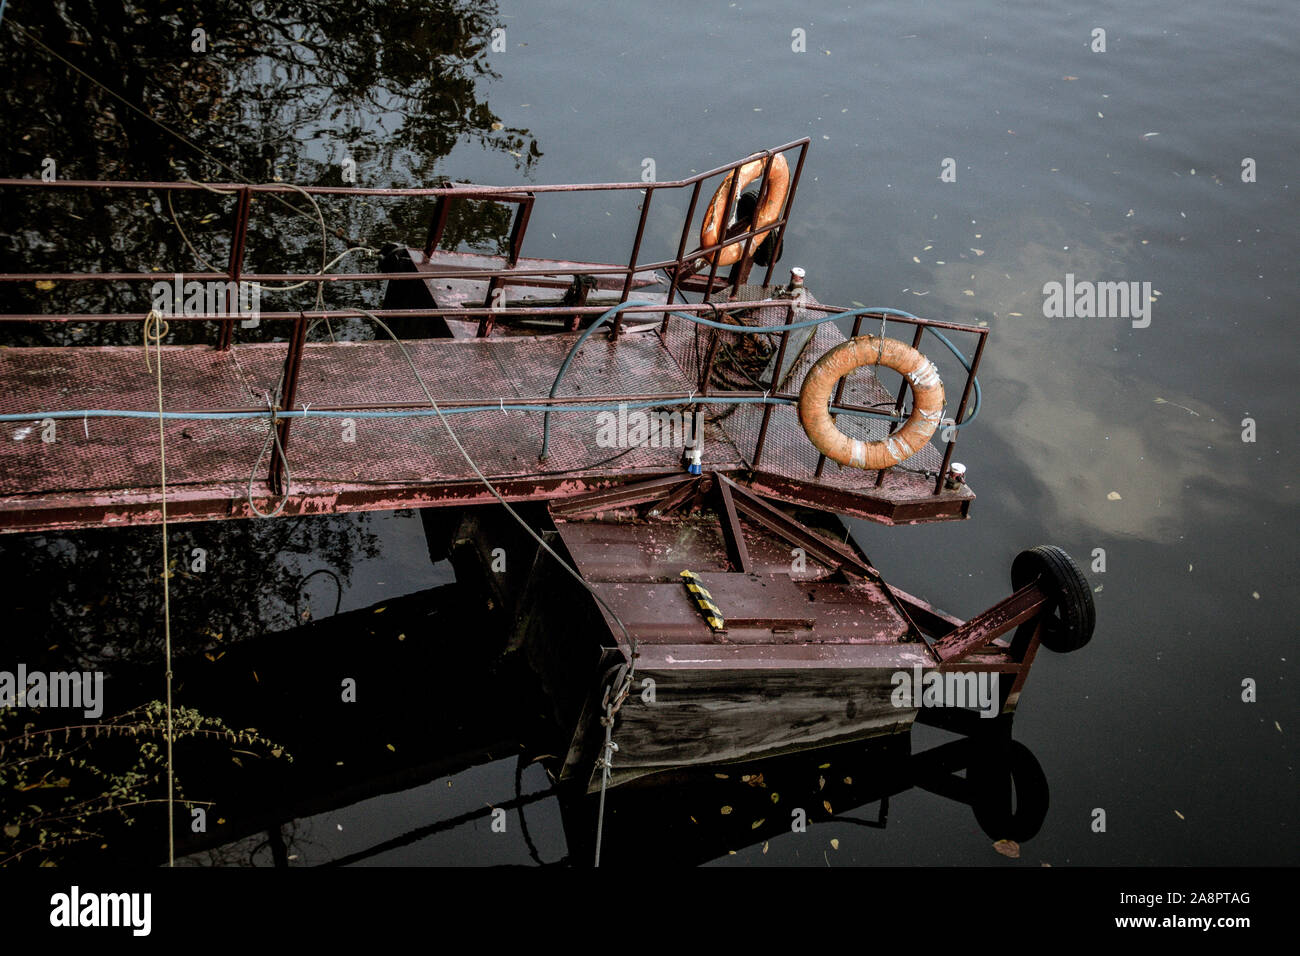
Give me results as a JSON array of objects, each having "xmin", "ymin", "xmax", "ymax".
[
  {"xmin": 699, "ymin": 153, "xmax": 789, "ymax": 267},
  {"xmin": 798, "ymin": 336, "xmax": 945, "ymax": 470}
]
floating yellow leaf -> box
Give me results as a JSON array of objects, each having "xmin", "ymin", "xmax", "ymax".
[
  {"xmin": 35, "ymin": 280, "xmax": 56, "ymax": 291},
  {"xmin": 1107, "ymin": 491, "xmax": 1122, "ymax": 501},
  {"xmin": 720, "ymin": 805, "xmax": 733, "ymax": 815},
  {"xmin": 386, "ymin": 743, "xmax": 396, "ymax": 752},
  {"xmin": 830, "ymin": 838, "xmax": 839, "ymax": 850},
  {"xmin": 993, "ymin": 839, "xmax": 1020, "ymax": 858},
  {"xmin": 751, "ymin": 819, "xmax": 764, "ymax": 829},
  {"xmin": 762, "ymin": 841, "xmax": 769, "ymax": 854},
  {"xmin": 823, "ymin": 800, "xmax": 833, "ymax": 814},
  {"xmin": 1174, "ymin": 810, "xmax": 1185, "ymax": 820}
]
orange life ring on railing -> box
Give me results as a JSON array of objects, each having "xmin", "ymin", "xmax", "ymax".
[
  {"xmin": 699, "ymin": 153, "xmax": 789, "ymax": 267},
  {"xmin": 798, "ymin": 336, "xmax": 945, "ymax": 470}
]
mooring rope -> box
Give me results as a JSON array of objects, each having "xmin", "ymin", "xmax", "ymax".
[{"xmin": 143, "ymin": 309, "xmax": 176, "ymax": 868}]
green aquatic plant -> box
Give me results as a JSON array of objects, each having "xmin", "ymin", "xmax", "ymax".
[{"xmin": 0, "ymin": 701, "xmax": 290, "ymax": 866}]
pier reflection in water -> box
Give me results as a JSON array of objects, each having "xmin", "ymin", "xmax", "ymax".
[{"xmin": 145, "ymin": 570, "xmax": 1048, "ymax": 868}]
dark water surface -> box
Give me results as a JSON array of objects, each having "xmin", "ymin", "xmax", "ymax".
[{"xmin": 0, "ymin": 0, "xmax": 1295, "ymax": 867}]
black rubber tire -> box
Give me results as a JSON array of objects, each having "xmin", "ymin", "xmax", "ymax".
[{"xmin": 1010, "ymin": 545, "xmax": 1096, "ymax": 653}]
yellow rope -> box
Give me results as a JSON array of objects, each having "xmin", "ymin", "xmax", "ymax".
[{"xmin": 144, "ymin": 310, "xmax": 175, "ymax": 867}]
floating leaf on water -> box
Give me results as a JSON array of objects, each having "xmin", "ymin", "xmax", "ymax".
[
  {"xmin": 490, "ymin": 121, "xmax": 503, "ymax": 131},
  {"xmin": 1094, "ymin": 584, "xmax": 1103, "ymax": 593},
  {"xmin": 1252, "ymin": 592, "xmax": 1260, "ymax": 599},
  {"xmin": 1008, "ymin": 312, "xmax": 1023, "ymax": 317},
  {"xmin": 970, "ymin": 248, "xmax": 984, "ymax": 255},
  {"xmin": 1107, "ymin": 491, "xmax": 1122, "ymax": 501},
  {"xmin": 35, "ymin": 280, "xmax": 56, "ymax": 291},
  {"xmin": 1275, "ymin": 722, "xmax": 1282, "ymax": 733},
  {"xmin": 963, "ymin": 290, "xmax": 975, "ymax": 296},
  {"xmin": 762, "ymin": 841, "xmax": 769, "ymax": 854},
  {"xmin": 818, "ymin": 776, "xmax": 825, "ymax": 790},
  {"xmin": 1063, "ymin": 75, "xmax": 1078, "ymax": 81},
  {"xmin": 771, "ymin": 792, "xmax": 779, "ymax": 803},
  {"xmin": 911, "ymin": 256, "xmax": 921, "ymax": 263},
  {"xmin": 843, "ymin": 776, "xmax": 852, "ymax": 785},
  {"xmin": 830, "ymin": 838, "xmax": 840, "ymax": 850},
  {"xmin": 720, "ymin": 805, "xmax": 733, "ymax": 815},
  {"xmin": 1174, "ymin": 810, "xmax": 1185, "ymax": 820},
  {"xmin": 386, "ymin": 743, "xmax": 395, "ymax": 752},
  {"xmin": 714, "ymin": 772, "xmax": 728, "ymax": 779},
  {"xmin": 751, "ymin": 819, "xmax": 764, "ymax": 829},
  {"xmin": 3, "ymin": 824, "xmax": 19, "ymax": 838},
  {"xmin": 374, "ymin": 606, "xmax": 386, "ymax": 614},
  {"xmin": 823, "ymin": 800, "xmax": 833, "ymax": 814},
  {"xmin": 993, "ymin": 839, "xmax": 1020, "ymax": 858},
  {"xmin": 819, "ymin": 763, "xmax": 831, "ymax": 769}
]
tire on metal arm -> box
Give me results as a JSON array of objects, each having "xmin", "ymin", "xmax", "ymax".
[{"xmin": 1010, "ymin": 545, "xmax": 1096, "ymax": 653}]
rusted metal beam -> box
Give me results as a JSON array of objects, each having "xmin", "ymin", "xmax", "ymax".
[
  {"xmin": 887, "ymin": 585, "xmax": 963, "ymax": 638},
  {"xmin": 549, "ymin": 473, "xmax": 697, "ymax": 519},
  {"xmin": 716, "ymin": 474, "xmax": 872, "ymax": 576},
  {"xmin": 715, "ymin": 475, "xmax": 752, "ymax": 574},
  {"xmin": 931, "ymin": 582, "xmax": 1047, "ymax": 663}
]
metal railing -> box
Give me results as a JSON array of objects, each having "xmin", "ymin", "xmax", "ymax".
[{"xmin": 0, "ymin": 138, "xmax": 812, "ymax": 343}]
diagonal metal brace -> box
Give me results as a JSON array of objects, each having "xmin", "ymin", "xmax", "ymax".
[
  {"xmin": 716, "ymin": 473, "xmax": 874, "ymax": 577},
  {"xmin": 931, "ymin": 581, "xmax": 1047, "ymax": 663}
]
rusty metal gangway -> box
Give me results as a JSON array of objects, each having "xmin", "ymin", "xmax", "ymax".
[{"xmin": 0, "ymin": 141, "xmax": 986, "ymax": 534}]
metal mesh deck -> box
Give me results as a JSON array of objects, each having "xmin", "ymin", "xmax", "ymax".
[{"xmin": 0, "ymin": 334, "xmax": 743, "ymax": 496}]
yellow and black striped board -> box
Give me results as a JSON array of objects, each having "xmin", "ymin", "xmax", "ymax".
[{"xmin": 680, "ymin": 569, "xmax": 726, "ymax": 631}]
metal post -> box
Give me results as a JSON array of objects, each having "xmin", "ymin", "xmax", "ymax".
[
  {"xmin": 218, "ymin": 186, "xmax": 252, "ymax": 351},
  {"xmin": 933, "ymin": 329, "xmax": 986, "ymax": 494},
  {"xmin": 506, "ymin": 193, "xmax": 534, "ymax": 267},
  {"xmin": 614, "ymin": 186, "xmax": 654, "ymax": 338},
  {"xmin": 271, "ymin": 312, "xmax": 307, "ymax": 495},
  {"xmin": 423, "ymin": 194, "xmax": 451, "ymax": 258},
  {"xmin": 665, "ymin": 180, "xmax": 704, "ymax": 322},
  {"xmin": 752, "ymin": 301, "xmax": 795, "ymax": 469},
  {"xmin": 760, "ymin": 143, "xmax": 807, "ymax": 289}
]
